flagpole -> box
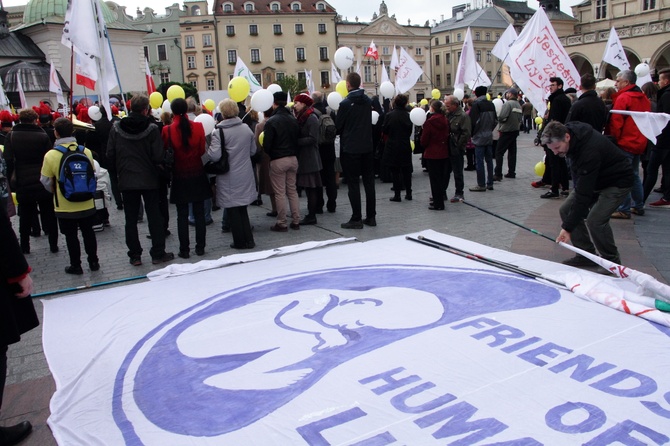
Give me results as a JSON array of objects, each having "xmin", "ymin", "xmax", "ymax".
[
  {"xmin": 106, "ymin": 37, "xmax": 127, "ymax": 111},
  {"xmin": 69, "ymin": 48, "xmax": 74, "ymax": 119}
]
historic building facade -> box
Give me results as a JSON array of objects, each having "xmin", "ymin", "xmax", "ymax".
[{"xmin": 181, "ymin": 0, "xmax": 220, "ymax": 90}]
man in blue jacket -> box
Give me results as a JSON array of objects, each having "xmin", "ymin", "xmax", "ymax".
[{"xmin": 336, "ymin": 73, "xmax": 376, "ymax": 229}]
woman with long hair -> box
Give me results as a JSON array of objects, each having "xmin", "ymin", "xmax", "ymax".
[
  {"xmin": 208, "ymin": 99, "xmax": 257, "ymax": 249},
  {"xmin": 382, "ymin": 94, "xmax": 414, "ymax": 202},
  {"xmin": 293, "ymin": 93, "xmax": 323, "ymax": 225},
  {"xmin": 420, "ymin": 100, "xmax": 450, "ymax": 210},
  {"xmin": 161, "ymin": 98, "xmax": 211, "ymax": 258}
]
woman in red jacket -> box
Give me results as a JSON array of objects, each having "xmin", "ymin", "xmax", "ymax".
[
  {"xmin": 161, "ymin": 98, "xmax": 212, "ymax": 258},
  {"xmin": 420, "ymin": 100, "xmax": 450, "ymax": 210}
]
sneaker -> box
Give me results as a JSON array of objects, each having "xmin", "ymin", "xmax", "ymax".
[
  {"xmin": 541, "ymin": 191, "xmax": 559, "ymax": 199},
  {"xmin": 493, "ymin": 175, "xmax": 502, "ymax": 182},
  {"xmin": 89, "ymin": 261, "xmax": 100, "ymax": 272},
  {"xmin": 270, "ymin": 224, "xmax": 288, "ymax": 232},
  {"xmin": 504, "ymin": 173, "xmax": 516, "ymax": 178},
  {"xmin": 649, "ymin": 198, "xmax": 670, "ymax": 208},
  {"xmin": 129, "ymin": 257, "xmax": 142, "ymax": 266},
  {"xmin": 341, "ymin": 219, "xmax": 364, "ymax": 229},
  {"xmin": 631, "ymin": 207, "xmax": 645, "ymax": 216},
  {"xmin": 64, "ymin": 265, "xmax": 84, "ymax": 275},
  {"xmin": 450, "ymin": 195, "xmax": 464, "ymax": 203},
  {"xmin": 152, "ymin": 252, "xmax": 175, "ymax": 265},
  {"xmin": 611, "ymin": 211, "xmax": 631, "ymax": 219},
  {"xmin": 562, "ymin": 255, "xmax": 595, "ymax": 267},
  {"xmin": 531, "ymin": 181, "xmax": 546, "ymax": 188},
  {"xmin": 486, "ymin": 185, "xmax": 494, "ymax": 190},
  {"xmin": 469, "ymin": 185, "xmax": 486, "ymax": 192},
  {"xmin": 93, "ymin": 224, "xmax": 104, "ymax": 232},
  {"xmin": 363, "ymin": 217, "xmax": 377, "ymax": 227}
]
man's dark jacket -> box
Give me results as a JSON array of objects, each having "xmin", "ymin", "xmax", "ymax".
[
  {"xmin": 263, "ymin": 106, "xmax": 299, "ymax": 161},
  {"xmin": 4, "ymin": 123, "xmax": 53, "ymax": 196},
  {"xmin": 656, "ymin": 83, "xmax": 670, "ymax": 150},
  {"xmin": 547, "ymin": 89, "xmax": 572, "ymax": 124},
  {"xmin": 336, "ymin": 88, "xmax": 373, "ymax": 154},
  {"xmin": 562, "ymin": 121, "xmax": 634, "ymax": 232},
  {"xmin": 566, "ymin": 90, "xmax": 609, "ymax": 132}
]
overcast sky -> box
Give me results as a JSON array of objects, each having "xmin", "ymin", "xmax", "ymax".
[{"xmin": 5, "ymin": 0, "xmax": 584, "ymax": 25}]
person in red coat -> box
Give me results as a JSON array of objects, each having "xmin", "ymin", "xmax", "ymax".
[
  {"xmin": 421, "ymin": 100, "xmax": 450, "ymax": 210},
  {"xmin": 161, "ymin": 98, "xmax": 211, "ymax": 259},
  {"xmin": 0, "ymin": 202, "xmax": 37, "ymax": 445}
]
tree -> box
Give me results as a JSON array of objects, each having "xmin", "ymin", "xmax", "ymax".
[{"xmin": 277, "ymin": 75, "xmax": 307, "ymax": 98}]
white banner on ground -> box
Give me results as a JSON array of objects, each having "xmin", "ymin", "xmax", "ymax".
[{"xmin": 43, "ymin": 231, "xmax": 670, "ymax": 445}]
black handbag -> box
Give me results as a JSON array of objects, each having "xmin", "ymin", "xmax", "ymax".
[
  {"xmin": 204, "ymin": 128, "xmax": 229, "ymax": 175},
  {"xmin": 160, "ymin": 127, "xmax": 175, "ymax": 180}
]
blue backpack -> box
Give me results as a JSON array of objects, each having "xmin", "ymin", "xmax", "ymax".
[{"xmin": 54, "ymin": 144, "xmax": 96, "ymax": 202}]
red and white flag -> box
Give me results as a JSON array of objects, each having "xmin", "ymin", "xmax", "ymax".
[
  {"xmin": 365, "ymin": 41, "xmax": 379, "ymax": 60},
  {"xmin": 49, "ymin": 61, "xmax": 66, "ymax": 106},
  {"xmin": 75, "ymin": 53, "xmax": 96, "ymax": 90},
  {"xmin": 16, "ymin": 73, "xmax": 26, "ymax": 108},
  {"xmin": 145, "ymin": 58, "xmax": 156, "ymax": 94}
]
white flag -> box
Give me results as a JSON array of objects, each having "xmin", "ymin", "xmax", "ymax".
[
  {"xmin": 16, "ymin": 73, "xmax": 26, "ymax": 108},
  {"xmin": 610, "ymin": 110, "xmax": 670, "ymax": 145},
  {"xmin": 233, "ymin": 57, "xmax": 262, "ymax": 95},
  {"xmin": 395, "ymin": 47, "xmax": 424, "ymax": 94},
  {"xmin": 507, "ymin": 8, "xmax": 579, "ymax": 118},
  {"xmin": 454, "ymin": 28, "xmax": 485, "ymax": 91},
  {"xmin": 491, "ymin": 24, "xmax": 518, "ymax": 61},
  {"xmin": 0, "ymin": 76, "xmax": 9, "ymax": 110},
  {"xmin": 389, "ymin": 44, "xmax": 399, "ymax": 73},
  {"xmin": 380, "ymin": 61, "xmax": 390, "ymax": 83},
  {"xmin": 62, "ymin": 0, "xmax": 117, "ymax": 119},
  {"xmin": 331, "ymin": 63, "xmax": 342, "ymax": 84},
  {"xmin": 602, "ymin": 27, "xmax": 630, "ymax": 73},
  {"xmin": 49, "ymin": 61, "xmax": 66, "ymax": 106},
  {"xmin": 305, "ymin": 69, "xmax": 315, "ymax": 94}
]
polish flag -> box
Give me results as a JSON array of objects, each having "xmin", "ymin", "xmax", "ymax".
[
  {"xmin": 145, "ymin": 58, "xmax": 156, "ymax": 94},
  {"xmin": 365, "ymin": 41, "xmax": 379, "ymax": 60}
]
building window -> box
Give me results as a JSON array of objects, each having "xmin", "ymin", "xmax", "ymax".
[
  {"xmin": 161, "ymin": 72, "xmax": 170, "ymax": 84},
  {"xmin": 445, "ymin": 35, "xmax": 450, "ymax": 43},
  {"xmin": 205, "ymin": 54, "xmax": 214, "ymax": 68},
  {"xmin": 203, "ymin": 34, "xmax": 212, "ymax": 47},
  {"xmin": 244, "ymin": 3, "xmax": 253, "ymax": 12},
  {"xmin": 319, "ymin": 47, "xmax": 328, "ymax": 61},
  {"xmin": 496, "ymin": 33, "xmax": 501, "ymax": 40},
  {"xmin": 496, "ymin": 72, "xmax": 501, "ymax": 83},
  {"xmin": 317, "ymin": 2, "xmax": 325, "ymax": 11},
  {"xmin": 253, "ymin": 73, "xmax": 261, "ymax": 85},
  {"xmin": 271, "ymin": 2, "xmax": 280, "ymax": 11},
  {"xmin": 487, "ymin": 50, "xmax": 492, "ymax": 62},
  {"xmin": 436, "ymin": 74, "xmax": 441, "ymax": 87},
  {"xmin": 434, "ymin": 37, "xmax": 439, "ymax": 45},
  {"xmin": 475, "ymin": 32, "xmax": 480, "ymax": 41},
  {"xmin": 157, "ymin": 44, "xmax": 167, "ymax": 61},
  {"xmin": 295, "ymin": 23, "xmax": 304, "ymax": 34},
  {"xmin": 435, "ymin": 54, "xmax": 440, "ymax": 66},
  {"xmin": 382, "ymin": 46, "xmax": 389, "ymax": 55},
  {"xmin": 476, "ymin": 50, "xmax": 481, "ymax": 62},
  {"xmin": 207, "ymin": 79, "xmax": 215, "ymax": 90},
  {"xmin": 364, "ymin": 65, "xmax": 372, "ymax": 83},
  {"xmin": 274, "ymin": 48, "xmax": 284, "ymax": 62},
  {"xmin": 296, "ymin": 47, "xmax": 305, "ymax": 61},
  {"xmin": 457, "ymin": 51, "xmax": 461, "ymax": 61},
  {"xmin": 189, "ymin": 80, "xmax": 197, "ymax": 88},
  {"xmin": 185, "ymin": 35, "xmax": 195, "ymax": 48},
  {"xmin": 227, "ymin": 49, "xmax": 237, "ymax": 64},
  {"xmin": 457, "ymin": 33, "xmax": 462, "ymax": 42},
  {"xmin": 223, "ymin": 3, "xmax": 232, "ymax": 12},
  {"xmin": 298, "ymin": 72, "xmax": 306, "ymax": 85},
  {"xmin": 485, "ymin": 32, "xmax": 491, "ymax": 41},
  {"xmin": 320, "ymin": 71, "xmax": 329, "ymax": 87},
  {"xmin": 249, "ymin": 24, "xmax": 258, "ymax": 35},
  {"xmin": 144, "ymin": 46, "xmax": 149, "ymax": 61},
  {"xmin": 595, "ymin": 0, "xmax": 607, "ymax": 18},
  {"xmin": 446, "ymin": 53, "xmax": 451, "ymax": 64},
  {"xmin": 318, "ymin": 23, "xmax": 326, "ymax": 33},
  {"xmin": 226, "ymin": 25, "xmax": 235, "ymax": 36},
  {"xmin": 250, "ymin": 48, "xmax": 260, "ymax": 63},
  {"xmin": 446, "ymin": 73, "xmax": 451, "ymax": 85},
  {"xmin": 273, "ymin": 24, "xmax": 282, "ymax": 34},
  {"xmin": 415, "ymin": 47, "xmax": 422, "ymax": 56},
  {"xmin": 643, "ymin": 0, "xmax": 656, "ymax": 9},
  {"xmin": 187, "ymin": 55, "xmax": 196, "ymax": 69},
  {"xmin": 276, "ymin": 72, "xmax": 285, "ymax": 81},
  {"xmin": 291, "ymin": 2, "xmax": 300, "ymax": 11}
]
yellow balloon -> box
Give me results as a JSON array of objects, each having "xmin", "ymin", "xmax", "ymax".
[
  {"xmin": 486, "ymin": 93, "xmax": 491, "ymax": 101},
  {"xmin": 419, "ymin": 98, "xmax": 429, "ymax": 106},
  {"xmin": 336, "ymin": 80, "xmax": 348, "ymax": 98},
  {"xmin": 259, "ymin": 131, "xmax": 264, "ymax": 147},
  {"xmin": 149, "ymin": 92, "xmax": 163, "ymax": 109},
  {"xmin": 166, "ymin": 85, "xmax": 185, "ymax": 102},
  {"xmin": 534, "ymin": 116, "xmax": 543, "ymax": 125},
  {"xmin": 228, "ymin": 76, "xmax": 250, "ymax": 103},
  {"xmin": 287, "ymin": 102, "xmax": 294, "ymax": 108},
  {"xmin": 410, "ymin": 139, "xmax": 415, "ymax": 152},
  {"xmin": 203, "ymin": 99, "xmax": 216, "ymax": 111},
  {"xmin": 534, "ymin": 161, "xmax": 546, "ymax": 177},
  {"xmin": 431, "ymin": 88, "xmax": 441, "ymax": 100},
  {"xmin": 12, "ymin": 192, "xmax": 17, "ymax": 206}
]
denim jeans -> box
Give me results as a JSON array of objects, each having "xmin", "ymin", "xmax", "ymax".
[
  {"xmin": 616, "ymin": 152, "xmax": 644, "ymax": 213},
  {"xmin": 474, "ymin": 145, "xmax": 494, "ymax": 187}
]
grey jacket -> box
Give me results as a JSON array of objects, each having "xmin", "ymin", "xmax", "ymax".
[
  {"xmin": 447, "ymin": 106, "xmax": 471, "ymax": 155},
  {"xmin": 497, "ymin": 99, "xmax": 522, "ymax": 133},
  {"xmin": 469, "ymin": 96, "xmax": 497, "ymax": 146}
]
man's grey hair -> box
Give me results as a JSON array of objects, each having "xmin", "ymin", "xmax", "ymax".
[
  {"xmin": 311, "ymin": 91, "xmax": 324, "ymax": 103},
  {"xmin": 616, "ymin": 70, "xmax": 637, "ymax": 85},
  {"xmin": 445, "ymin": 95, "xmax": 460, "ymax": 107},
  {"xmin": 540, "ymin": 121, "xmax": 569, "ymax": 146}
]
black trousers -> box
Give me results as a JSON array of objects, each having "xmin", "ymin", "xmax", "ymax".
[
  {"xmin": 16, "ymin": 192, "xmax": 58, "ymax": 251},
  {"xmin": 122, "ymin": 189, "xmax": 166, "ymax": 259},
  {"xmin": 318, "ymin": 144, "xmax": 337, "ymax": 212},
  {"xmin": 495, "ymin": 131, "xmax": 519, "ymax": 177},
  {"xmin": 227, "ymin": 206, "xmax": 254, "ymax": 248},
  {"xmin": 446, "ymin": 145, "xmax": 465, "ymax": 196},
  {"xmin": 426, "ymin": 158, "xmax": 448, "ymax": 208},
  {"xmin": 58, "ymin": 214, "xmax": 98, "ymax": 267},
  {"xmin": 176, "ymin": 201, "xmax": 205, "ymax": 253},
  {"xmin": 545, "ymin": 148, "xmax": 569, "ymax": 193},
  {"xmin": 390, "ymin": 166, "xmax": 412, "ymax": 198},
  {"xmin": 0, "ymin": 343, "xmax": 6, "ymax": 411},
  {"xmin": 340, "ymin": 152, "xmax": 376, "ymax": 221}
]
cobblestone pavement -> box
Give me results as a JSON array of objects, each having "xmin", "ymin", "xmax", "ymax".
[{"xmin": 3, "ymin": 132, "xmax": 668, "ymax": 444}]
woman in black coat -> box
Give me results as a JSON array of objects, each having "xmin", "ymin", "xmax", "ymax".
[
  {"xmin": 0, "ymin": 202, "xmax": 38, "ymax": 444},
  {"xmin": 382, "ymin": 94, "xmax": 414, "ymax": 201}
]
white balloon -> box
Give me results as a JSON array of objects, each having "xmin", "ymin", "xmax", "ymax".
[
  {"xmin": 250, "ymin": 89, "xmax": 274, "ymax": 112},
  {"xmin": 162, "ymin": 99, "xmax": 171, "ymax": 115},
  {"xmin": 327, "ymin": 92, "xmax": 343, "ymax": 111},
  {"xmin": 267, "ymin": 84, "xmax": 282, "ymax": 95},
  {"xmin": 371, "ymin": 110, "xmax": 379, "ymax": 125},
  {"xmin": 88, "ymin": 105, "xmax": 102, "ymax": 121},
  {"xmin": 194, "ymin": 113, "xmax": 216, "ymax": 135},
  {"xmin": 334, "ymin": 47, "xmax": 355, "ymax": 70},
  {"xmin": 151, "ymin": 108, "xmax": 161, "ymax": 120},
  {"xmin": 492, "ymin": 98, "xmax": 504, "ymax": 116},
  {"xmin": 634, "ymin": 63, "xmax": 650, "ymax": 78},
  {"xmin": 409, "ymin": 107, "xmax": 427, "ymax": 126},
  {"xmin": 453, "ymin": 88, "xmax": 465, "ymax": 101},
  {"xmin": 380, "ymin": 81, "xmax": 395, "ymax": 99}
]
